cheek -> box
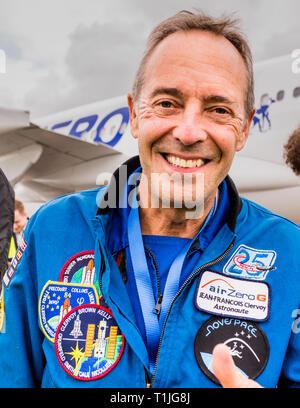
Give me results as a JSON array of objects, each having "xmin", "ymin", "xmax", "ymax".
[
  {"xmin": 136, "ymin": 119, "xmax": 162, "ymax": 170},
  {"xmin": 212, "ymin": 121, "xmax": 244, "ymax": 157},
  {"xmin": 227, "ymin": 117, "xmax": 245, "ymax": 148},
  {"xmin": 137, "ymin": 118, "xmax": 172, "ymax": 152}
]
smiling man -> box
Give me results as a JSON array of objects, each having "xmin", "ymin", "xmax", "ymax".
[
  {"xmin": 0, "ymin": 10, "xmax": 300, "ymax": 389},
  {"xmin": 128, "ymin": 27, "xmax": 254, "ymax": 236}
]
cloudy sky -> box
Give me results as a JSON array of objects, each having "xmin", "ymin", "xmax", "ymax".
[{"xmin": 0, "ymin": 0, "xmax": 300, "ymax": 119}]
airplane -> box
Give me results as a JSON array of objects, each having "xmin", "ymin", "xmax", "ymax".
[{"xmin": 0, "ymin": 54, "xmax": 299, "ymax": 223}]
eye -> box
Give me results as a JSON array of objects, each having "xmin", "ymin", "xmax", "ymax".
[
  {"xmin": 152, "ymin": 99, "xmax": 181, "ymax": 116},
  {"xmin": 214, "ymin": 107, "xmax": 230, "ymax": 115},
  {"xmin": 157, "ymin": 100, "xmax": 174, "ymax": 108}
]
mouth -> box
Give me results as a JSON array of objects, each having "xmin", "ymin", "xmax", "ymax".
[{"xmin": 162, "ymin": 153, "xmax": 209, "ymax": 169}]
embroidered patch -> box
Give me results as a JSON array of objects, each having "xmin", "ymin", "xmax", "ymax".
[
  {"xmin": 3, "ymin": 238, "xmax": 27, "ymax": 289},
  {"xmin": 59, "ymin": 251, "xmax": 96, "ymax": 286},
  {"xmin": 59, "ymin": 251, "xmax": 107, "ymax": 307},
  {"xmin": 194, "ymin": 316, "xmax": 269, "ymax": 384},
  {"xmin": 39, "ymin": 281, "xmax": 99, "ymax": 342},
  {"xmin": 223, "ymin": 245, "xmax": 276, "ymax": 281},
  {"xmin": 195, "ymin": 271, "xmax": 270, "ymax": 321},
  {"xmin": 55, "ymin": 304, "xmax": 125, "ymax": 381}
]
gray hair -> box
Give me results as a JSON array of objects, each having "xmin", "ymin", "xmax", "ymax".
[{"xmin": 132, "ymin": 10, "xmax": 254, "ymax": 118}]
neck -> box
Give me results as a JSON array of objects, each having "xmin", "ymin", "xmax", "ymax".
[
  {"xmin": 137, "ymin": 182, "xmax": 216, "ymax": 239},
  {"xmin": 139, "ymin": 208, "xmax": 212, "ymax": 238}
]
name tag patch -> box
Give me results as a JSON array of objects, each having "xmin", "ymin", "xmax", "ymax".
[{"xmin": 195, "ymin": 271, "xmax": 270, "ymax": 322}]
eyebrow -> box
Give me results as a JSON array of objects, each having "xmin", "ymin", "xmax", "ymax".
[
  {"xmin": 149, "ymin": 87, "xmax": 185, "ymax": 99},
  {"xmin": 149, "ymin": 88, "xmax": 236, "ymax": 105},
  {"xmin": 202, "ymin": 95, "xmax": 235, "ymax": 105}
]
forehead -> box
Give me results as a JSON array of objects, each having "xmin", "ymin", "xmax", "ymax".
[
  {"xmin": 141, "ymin": 30, "xmax": 247, "ymax": 102},
  {"xmin": 14, "ymin": 210, "xmax": 24, "ymax": 218}
]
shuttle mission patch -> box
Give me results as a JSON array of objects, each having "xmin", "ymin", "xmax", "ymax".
[
  {"xmin": 59, "ymin": 251, "xmax": 102, "ymax": 299},
  {"xmin": 194, "ymin": 316, "xmax": 269, "ymax": 384},
  {"xmin": 39, "ymin": 281, "xmax": 99, "ymax": 342},
  {"xmin": 55, "ymin": 304, "xmax": 125, "ymax": 381}
]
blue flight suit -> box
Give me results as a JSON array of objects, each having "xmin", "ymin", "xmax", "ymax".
[{"xmin": 0, "ymin": 156, "xmax": 299, "ymax": 388}]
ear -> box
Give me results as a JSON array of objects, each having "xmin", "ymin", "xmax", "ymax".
[
  {"xmin": 236, "ymin": 109, "xmax": 256, "ymax": 152},
  {"xmin": 127, "ymin": 94, "xmax": 139, "ymax": 139}
]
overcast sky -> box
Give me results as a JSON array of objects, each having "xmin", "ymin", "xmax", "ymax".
[{"xmin": 0, "ymin": 0, "xmax": 300, "ymax": 119}]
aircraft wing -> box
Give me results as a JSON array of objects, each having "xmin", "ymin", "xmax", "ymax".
[
  {"xmin": 230, "ymin": 154, "xmax": 300, "ymax": 224},
  {"xmin": 0, "ymin": 107, "xmax": 122, "ymax": 188}
]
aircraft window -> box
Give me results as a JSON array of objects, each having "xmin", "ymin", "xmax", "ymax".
[
  {"xmin": 293, "ymin": 87, "xmax": 300, "ymax": 98},
  {"xmin": 276, "ymin": 90, "xmax": 284, "ymax": 101}
]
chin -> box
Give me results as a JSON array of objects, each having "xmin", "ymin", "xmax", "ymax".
[{"xmin": 154, "ymin": 182, "xmax": 205, "ymax": 212}]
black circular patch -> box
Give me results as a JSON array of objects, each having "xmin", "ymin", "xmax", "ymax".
[{"xmin": 194, "ymin": 317, "xmax": 269, "ymax": 384}]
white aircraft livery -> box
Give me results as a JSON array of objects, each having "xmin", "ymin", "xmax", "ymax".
[{"xmin": 0, "ymin": 54, "xmax": 299, "ymax": 222}]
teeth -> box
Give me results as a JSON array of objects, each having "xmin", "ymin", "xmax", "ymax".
[{"xmin": 165, "ymin": 154, "xmax": 205, "ymax": 168}]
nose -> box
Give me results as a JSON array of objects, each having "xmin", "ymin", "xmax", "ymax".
[{"xmin": 172, "ymin": 106, "xmax": 208, "ymax": 145}]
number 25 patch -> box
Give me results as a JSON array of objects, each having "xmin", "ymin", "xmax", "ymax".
[{"xmin": 223, "ymin": 245, "xmax": 276, "ymax": 281}]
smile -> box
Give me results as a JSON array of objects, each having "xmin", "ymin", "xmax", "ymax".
[{"xmin": 164, "ymin": 154, "xmax": 207, "ymax": 169}]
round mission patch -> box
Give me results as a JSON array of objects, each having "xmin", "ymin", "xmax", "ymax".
[
  {"xmin": 59, "ymin": 251, "xmax": 108, "ymax": 308},
  {"xmin": 59, "ymin": 251, "xmax": 97, "ymax": 287},
  {"xmin": 55, "ymin": 304, "xmax": 125, "ymax": 381},
  {"xmin": 194, "ymin": 316, "xmax": 269, "ymax": 384},
  {"xmin": 39, "ymin": 281, "xmax": 100, "ymax": 342}
]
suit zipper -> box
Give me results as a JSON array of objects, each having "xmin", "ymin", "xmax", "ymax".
[
  {"xmin": 149, "ymin": 239, "xmax": 235, "ymax": 387},
  {"xmin": 98, "ymin": 242, "xmax": 160, "ymax": 388},
  {"xmin": 99, "ymin": 239, "xmax": 235, "ymax": 388},
  {"xmin": 98, "ymin": 243, "xmax": 105, "ymax": 296},
  {"xmin": 144, "ymin": 245, "xmax": 162, "ymax": 316}
]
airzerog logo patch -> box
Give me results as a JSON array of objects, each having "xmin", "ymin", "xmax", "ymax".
[
  {"xmin": 194, "ymin": 317, "xmax": 269, "ymax": 384},
  {"xmin": 195, "ymin": 271, "xmax": 270, "ymax": 321}
]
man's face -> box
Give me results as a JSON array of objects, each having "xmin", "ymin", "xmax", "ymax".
[
  {"xmin": 14, "ymin": 210, "xmax": 28, "ymax": 233},
  {"xmin": 128, "ymin": 30, "xmax": 255, "ymax": 210}
]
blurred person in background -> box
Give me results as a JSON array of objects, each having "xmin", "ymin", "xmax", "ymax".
[
  {"xmin": 13, "ymin": 199, "xmax": 29, "ymax": 247},
  {"xmin": 284, "ymin": 124, "xmax": 300, "ymax": 176},
  {"xmin": 7, "ymin": 200, "xmax": 29, "ymax": 266}
]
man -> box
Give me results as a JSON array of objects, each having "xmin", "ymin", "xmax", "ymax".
[
  {"xmin": 0, "ymin": 10, "xmax": 299, "ymax": 388},
  {"xmin": 0, "ymin": 169, "xmax": 14, "ymax": 282},
  {"xmin": 284, "ymin": 124, "xmax": 300, "ymax": 175},
  {"xmin": 13, "ymin": 200, "xmax": 28, "ymax": 246}
]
